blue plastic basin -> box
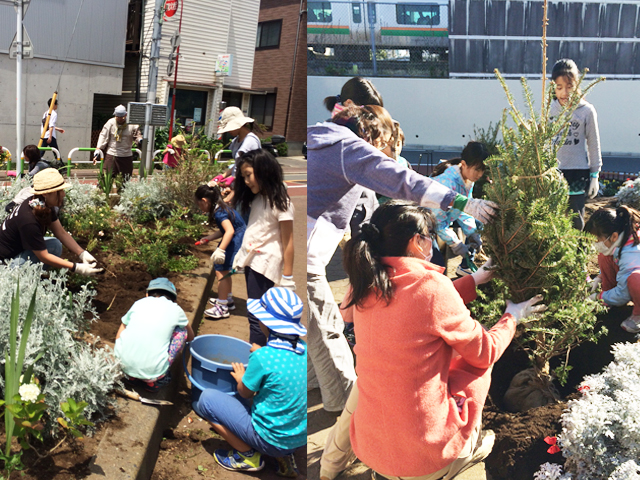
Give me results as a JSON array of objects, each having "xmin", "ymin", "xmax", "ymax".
[{"xmin": 184, "ymin": 334, "xmax": 251, "ymax": 403}]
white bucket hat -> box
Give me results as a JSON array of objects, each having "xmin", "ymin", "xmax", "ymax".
[
  {"xmin": 217, "ymin": 107, "xmax": 254, "ymax": 134},
  {"xmin": 114, "ymin": 105, "xmax": 127, "ymax": 117}
]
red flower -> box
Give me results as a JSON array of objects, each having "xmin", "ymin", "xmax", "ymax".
[
  {"xmin": 544, "ymin": 436, "xmax": 561, "ymax": 454},
  {"xmin": 578, "ymin": 385, "xmax": 590, "ymax": 393}
]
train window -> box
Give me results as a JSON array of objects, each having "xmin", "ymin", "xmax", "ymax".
[
  {"xmin": 256, "ymin": 20, "xmax": 282, "ymax": 49},
  {"xmin": 308, "ymin": 2, "xmax": 333, "ymax": 23},
  {"xmin": 396, "ymin": 4, "xmax": 440, "ymax": 26},
  {"xmin": 352, "ymin": 3, "xmax": 362, "ymax": 23}
]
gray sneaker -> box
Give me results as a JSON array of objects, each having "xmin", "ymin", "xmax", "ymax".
[
  {"xmin": 621, "ymin": 315, "xmax": 640, "ymax": 333},
  {"xmin": 204, "ymin": 303, "xmax": 229, "ymax": 319}
]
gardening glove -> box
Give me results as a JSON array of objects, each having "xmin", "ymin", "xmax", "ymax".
[
  {"xmin": 211, "ymin": 248, "xmax": 226, "ymax": 265},
  {"xmin": 468, "ymin": 232, "xmax": 483, "ymax": 251},
  {"xmin": 461, "ymin": 197, "xmax": 498, "ymax": 224},
  {"xmin": 279, "ymin": 275, "xmax": 296, "ymax": 291},
  {"xmin": 72, "ymin": 263, "xmax": 104, "ymax": 276},
  {"xmin": 470, "ymin": 258, "xmax": 493, "ymax": 286},
  {"xmin": 588, "ymin": 275, "xmax": 602, "ymax": 294},
  {"xmin": 78, "ymin": 250, "xmax": 97, "ymax": 266},
  {"xmin": 92, "ymin": 152, "xmax": 100, "ymax": 165},
  {"xmin": 588, "ymin": 292, "xmax": 599, "ymax": 302},
  {"xmin": 450, "ymin": 241, "xmax": 469, "ymax": 257},
  {"xmin": 587, "ymin": 175, "xmax": 599, "ymax": 199},
  {"xmin": 504, "ymin": 294, "xmax": 548, "ymax": 325}
]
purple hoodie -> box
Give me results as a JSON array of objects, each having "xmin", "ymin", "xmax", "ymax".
[{"xmin": 308, "ymin": 122, "xmax": 455, "ymax": 231}]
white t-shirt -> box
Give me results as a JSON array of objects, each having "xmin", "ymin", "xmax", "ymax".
[
  {"xmin": 233, "ymin": 195, "xmax": 294, "ymax": 284},
  {"xmin": 43, "ymin": 110, "xmax": 57, "ymax": 139}
]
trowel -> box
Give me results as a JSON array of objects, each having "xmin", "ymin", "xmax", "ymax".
[{"xmin": 118, "ymin": 389, "xmax": 173, "ymax": 406}]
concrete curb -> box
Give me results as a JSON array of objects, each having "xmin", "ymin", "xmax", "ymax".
[{"xmin": 86, "ymin": 259, "xmax": 216, "ymax": 479}]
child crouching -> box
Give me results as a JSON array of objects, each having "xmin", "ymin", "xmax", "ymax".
[
  {"xmin": 115, "ymin": 278, "xmax": 195, "ymax": 391},
  {"xmin": 193, "ymin": 287, "xmax": 306, "ymax": 476}
]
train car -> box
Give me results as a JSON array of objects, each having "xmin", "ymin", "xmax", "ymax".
[{"xmin": 307, "ymin": 0, "xmax": 449, "ymax": 54}]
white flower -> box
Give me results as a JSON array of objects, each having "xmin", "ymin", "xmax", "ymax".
[
  {"xmin": 19, "ymin": 383, "xmax": 40, "ymax": 403},
  {"xmin": 98, "ymin": 230, "xmax": 104, "ymax": 237}
]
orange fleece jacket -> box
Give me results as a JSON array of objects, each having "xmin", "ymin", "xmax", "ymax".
[{"xmin": 350, "ymin": 257, "xmax": 516, "ymax": 477}]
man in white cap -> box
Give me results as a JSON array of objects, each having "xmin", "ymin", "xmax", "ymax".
[{"xmin": 94, "ymin": 105, "xmax": 143, "ymax": 180}]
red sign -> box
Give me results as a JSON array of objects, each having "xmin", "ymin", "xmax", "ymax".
[{"xmin": 163, "ymin": 0, "xmax": 179, "ymax": 20}]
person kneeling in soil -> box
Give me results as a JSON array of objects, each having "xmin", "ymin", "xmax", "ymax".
[
  {"xmin": 0, "ymin": 168, "xmax": 102, "ymax": 276},
  {"xmin": 585, "ymin": 206, "xmax": 640, "ymax": 333},
  {"xmin": 115, "ymin": 278, "xmax": 195, "ymax": 392},
  {"xmin": 192, "ymin": 287, "xmax": 306, "ymax": 477},
  {"xmin": 322, "ymin": 201, "xmax": 546, "ymax": 480}
]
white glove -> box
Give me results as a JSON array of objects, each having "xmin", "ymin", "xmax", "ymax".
[
  {"xmin": 468, "ymin": 233, "xmax": 483, "ymax": 251},
  {"xmin": 587, "ymin": 292, "xmax": 599, "ymax": 301},
  {"xmin": 73, "ymin": 263, "xmax": 104, "ymax": 276},
  {"xmin": 280, "ymin": 275, "xmax": 296, "ymax": 291},
  {"xmin": 504, "ymin": 294, "xmax": 547, "ymax": 324},
  {"xmin": 211, "ymin": 248, "xmax": 226, "ymax": 265},
  {"xmin": 78, "ymin": 250, "xmax": 97, "ymax": 265},
  {"xmin": 450, "ymin": 241, "xmax": 469, "ymax": 257},
  {"xmin": 588, "ymin": 275, "xmax": 601, "ymax": 294},
  {"xmin": 470, "ymin": 258, "xmax": 493, "ymax": 286},
  {"xmin": 464, "ymin": 198, "xmax": 498, "ymax": 224},
  {"xmin": 587, "ymin": 176, "xmax": 599, "ymax": 199},
  {"xmin": 167, "ymin": 148, "xmax": 175, "ymax": 155}
]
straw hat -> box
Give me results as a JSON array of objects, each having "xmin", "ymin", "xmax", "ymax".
[
  {"xmin": 247, "ymin": 287, "xmax": 306, "ymax": 336},
  {"xmin": 171, "ymin": 134, "xmax": 186, "ymax": 147},
  {"xmin": 217, "ymin": 107, "xmax": 254, "ymax": 134},
  {"xmin": 31, "ymin": 168, "xmax": 71, "ymax": 195}
]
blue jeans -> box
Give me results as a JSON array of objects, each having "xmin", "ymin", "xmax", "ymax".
[
  {"xmin": 8, "ymin": 237, "xmax": 62, "ymax": 269},
  {"xmin": 192, "ymin": 388, "xmax": 296, "ymax": 457}
]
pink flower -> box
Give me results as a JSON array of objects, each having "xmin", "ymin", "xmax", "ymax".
[{"xmin": 544, "ymin": 436, "xmax": 561, "ymax": 454}]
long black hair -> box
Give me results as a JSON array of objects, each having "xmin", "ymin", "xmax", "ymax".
[
  {"xmin": 23, "ymin": 144, "xmax": 41, "ymax": 171},
  {"xmin": 234, "ymin": 148, "xmax": 290, "ymax": 213},
  {"xmin": 431, "ymin": 141, "xmax": 489, "ymax": 177},
  {"xmin": 585, "ymin": 206, "xmax": 640, "ymax": 260},
  {"xmin": 343, "ymin": 200, "xmax": 436, "ymax": 308},
  {"xmin": 195, "ymin": 184, "xmax": 235, "ymax": 224},
  {"xmin": 323, "ymin": 77, "xmax": 384, "ymax": 112}
]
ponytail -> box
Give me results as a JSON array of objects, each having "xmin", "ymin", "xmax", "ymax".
[
  {"xmin": 585, "ymin": 205, "xmax": 640, "ymax": 259},
  {"xmin": 195, "ymin": 184, "xmax": 234, "ymax": 225},
  {"xmin": 343, "ymin": 200, "xmax": 436, "ymax": 308},
  {"xmin": 30, "ymin": 196, "xmax": 53, "ymax": 231}
]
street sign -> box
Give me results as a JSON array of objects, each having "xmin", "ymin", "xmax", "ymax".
[
  {"xmin": 9, "ymin": 27, "xmax": 33, "ymax": 59},
  {"xmin": 163, "ymin": 0, "xmax": 179, "ymax": 21}
]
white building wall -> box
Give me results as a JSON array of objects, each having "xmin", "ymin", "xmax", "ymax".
[
  {"xmin": 308, "ymin": 76, "xmax": 640, "ymax": 156},
  {"xmin": 0, "ymin": 56, "xmax": 123, "ymax": 158},
  {"xmin": 225, "ymin": 0, "xmax": 260, "ymax": 90}
]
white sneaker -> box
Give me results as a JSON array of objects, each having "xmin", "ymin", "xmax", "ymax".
[
  {"xmin": 456, "ymin": 265, "xmax": 473, "ymax": 277},
  {"xmin": 621, "ymin": 315, "xmax": 640, "ymax": 333},
  {"xmin": 207, "ymin": 298, "xmax": 235, "ymax": 310},
  {"xmin": 204, "ymin": 303, "xmax": 229, "ymax": 320}
]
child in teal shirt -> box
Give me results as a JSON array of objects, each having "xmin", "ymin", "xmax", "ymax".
[
  {"xmin": 115, "ymin": 278, "xmax": 194, "ymax": 391},
  {"xmin": 193, "ymin": 287, "xmax": 306, "ymax": 476}
]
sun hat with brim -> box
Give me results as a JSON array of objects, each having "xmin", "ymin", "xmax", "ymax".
[
  {"xmin": 31, "ymin": 168, "xmax": 72, "ymax": 195},
  {"xmin": 217, "ymin": 107, "xmax": 254, "ymax": 134},
  {"xmin": 147, "ymin": 277, "xmax": 177, "ymax": 300},
  {"xmin": 247, "ymin": 287, "xmax": 306, "ymax": 336},
  {"xmin": 171, "ymin": 134, "xmax": 186, "ymax": 147}
]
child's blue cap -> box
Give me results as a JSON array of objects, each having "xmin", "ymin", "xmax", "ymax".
[
  {"xmin": 247, "ymin": 287, "xmax": 306, "ymax": 336},
  {"xmin": 147, "ymin": 278, "xmax": 177, "ymax": 300}
]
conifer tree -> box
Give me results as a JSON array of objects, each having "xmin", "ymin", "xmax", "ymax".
[{"xmin": 479, "ymin": 70, "xmax": 606, "ymax": 389}]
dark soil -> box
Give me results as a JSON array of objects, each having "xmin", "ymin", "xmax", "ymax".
[{"xmin": 483, "ymin": 283, "xmax": 637, "ymax": 478}]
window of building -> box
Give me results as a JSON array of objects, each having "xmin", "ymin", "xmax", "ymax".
[
  {"xmin": 222, "ymin": 91, "xmax": 243, "ymax": 109},
  {"xmin": 249, "ymin": 93, "xmax": 277, "ymax": 131},
  {"xmin": 166, "ymin": 89, "xmax": 208, "ymax": 131},
  {"xmin": 308, "ymin": 2, "xmax": 332, "ymax": 23},
  {"xmin": 256, "ymin": 20, "xmax": 282, "ymax": 49},
  {"xmin": 396, "ymin": 4, "xmax": 440, "ymax": 26},
  {"xmin": 352, "ymin": 3, "xmax": 362, "ymax": 23}
]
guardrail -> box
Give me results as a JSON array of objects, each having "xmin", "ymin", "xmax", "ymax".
[
  {"xmin": 66, "ymin": 148, "xmax": 104, "ymax": 177},
  {"xmin": 214, "ymin": 149, "xmax": 233, "ymax": 166}
]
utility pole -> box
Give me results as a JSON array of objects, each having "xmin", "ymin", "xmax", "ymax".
[{"xmin": 143, "ymin": 0, "xmax": 165, "ymax": 175}]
